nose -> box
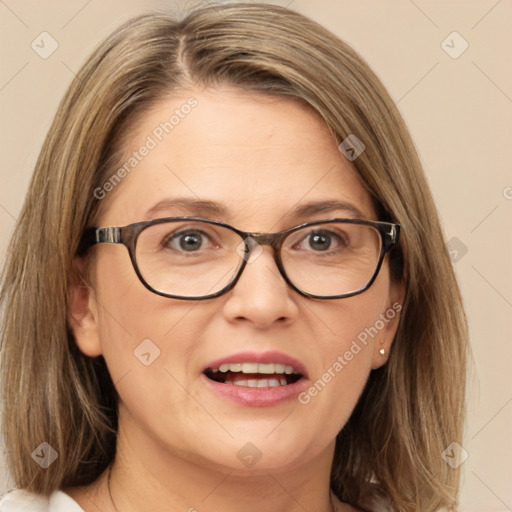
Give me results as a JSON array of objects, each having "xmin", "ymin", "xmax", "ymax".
[{"xmin": 221, "ymin": 247, "xmax": 299, "ymax": 328}]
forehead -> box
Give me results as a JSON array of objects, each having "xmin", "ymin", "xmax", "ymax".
[{"xmin": 97, "ymin": 86, "xmax": 376, "ymax": 229}]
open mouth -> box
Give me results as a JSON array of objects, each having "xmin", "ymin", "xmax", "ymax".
[{"xmin": 203, "ymin": 362, "xmax": 302, "ymax": 387}]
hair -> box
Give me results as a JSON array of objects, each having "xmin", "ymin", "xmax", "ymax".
[{"xmin": 0, "ymin": 3, "xmax": 469, "ymax": 511}]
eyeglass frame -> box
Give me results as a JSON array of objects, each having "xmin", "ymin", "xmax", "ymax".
[{"xmin": 78, "ymin": 216, "xmax": 400, "ymax": 301}]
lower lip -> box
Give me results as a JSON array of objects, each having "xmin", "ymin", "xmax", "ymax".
[{"xmin": 201, "ymin": 373, "xmax": 309, "ymax": 407}]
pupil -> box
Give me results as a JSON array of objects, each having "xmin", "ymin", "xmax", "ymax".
[
  {"xmin": 310, "ymin": 233, "xmax": 330, "ymax": 251},
  {"xmin": 180, "ymin": 233, "xmax": 202, "ymax": 251}
]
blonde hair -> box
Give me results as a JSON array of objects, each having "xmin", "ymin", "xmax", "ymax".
[{"xmin": 0, "ymin": 3, "xmax": 468, "ymax": 510}]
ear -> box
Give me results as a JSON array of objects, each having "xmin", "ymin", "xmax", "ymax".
[
  {"xmin": 68, "ymin": 257, "xmax": 103, "ymax": 357},
  {"xmin": 371, "ymin": 280, "xmax": 405, "ymax": 370}
]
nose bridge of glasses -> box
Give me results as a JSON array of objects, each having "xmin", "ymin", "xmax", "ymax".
[
  {"xmin": 245, "ymin": 232, "xmax": 283, "ymax": 252},
  {"xmin": 237, "ymin": 232, "xmax": 288, "ymax": 289}
]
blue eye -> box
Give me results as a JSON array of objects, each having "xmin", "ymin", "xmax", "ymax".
[
  {"xmin": 308, "ymin": 232, "xmax": 332, "ymax": 251},
  {"xmin": 166, "ymin": 230, "xmax": 210, "ymax": 252},
  {"xmin": 295, "ymin": 229, "xmax": 347, "ymax": 252}
]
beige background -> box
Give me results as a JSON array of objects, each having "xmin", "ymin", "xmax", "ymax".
[{"xmin": 1, "ymin": 1, "xmax": 511, "ymax": 510}]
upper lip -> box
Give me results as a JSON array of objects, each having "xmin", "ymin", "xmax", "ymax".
[{"xmin": 203, "ymin": 351, "xmax": 308, "ymax": 378}]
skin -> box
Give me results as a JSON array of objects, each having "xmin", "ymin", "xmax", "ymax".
[{"xmin": 67, "ymin": 86, "xmax": 404, "ymax": 512}]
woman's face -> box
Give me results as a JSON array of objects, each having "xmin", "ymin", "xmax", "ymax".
[{"xmin": 72, "ymin": 86, "xmax": 403, "ymax": 475}]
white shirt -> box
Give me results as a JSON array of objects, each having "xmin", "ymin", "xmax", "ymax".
[{"xmin": 0, "ymin": 490, "xmax": 83, "ymax": 511}]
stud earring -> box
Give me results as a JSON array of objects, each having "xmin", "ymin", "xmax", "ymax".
[{"xmin": 379, "ymin": 348, "xmax": 386, "ymax": 355}]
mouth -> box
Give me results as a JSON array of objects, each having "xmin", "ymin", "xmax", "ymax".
[
  {"xmin": 203, "ymin": 362, "xmax": 303, "ymax": 388},
  {"xmin": 201, "ymin": 351, "xmax": 308, "ymax": 406}
]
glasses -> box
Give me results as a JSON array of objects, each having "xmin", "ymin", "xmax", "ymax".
[{"xmin": 79, "ymin": 217, "xmax": 400, "ymax": 300}]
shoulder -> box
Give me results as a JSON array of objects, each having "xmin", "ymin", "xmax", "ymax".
[
  {"xmin": 0, "ymin": 490, "xmax": 84, "ymax": 512},
  {"xmin": 0, "ymin": 490, "xmax": 48, "ymax": 512}
]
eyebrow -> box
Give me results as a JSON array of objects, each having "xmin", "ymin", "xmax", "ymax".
[
  {"xmin": 290, "ymin": 200, "xmax": 367, "ymax": 220},
  {"xmin": 144, "ymin": 198, "xmax": 227, "ymax": 219},
  {"xmin": 144, "ymin": 198, "xmax": 367, "ymax": 222}
]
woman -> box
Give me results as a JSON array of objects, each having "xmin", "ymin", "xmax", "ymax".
[{"xmin": 0, "ymin": 3, "xmax": 468, "ymax": 511}]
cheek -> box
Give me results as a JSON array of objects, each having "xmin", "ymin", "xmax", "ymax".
[
  {"xmin": 91, "ymin": 251, "xmax": 220, "ymax": 451},
  {"xmin": 91, "ymin": 248, "xmax": 199, "ymax": 380},
  {"xmin": 299, "ymin": 282, "xmax": 390, "ymax": 429}
]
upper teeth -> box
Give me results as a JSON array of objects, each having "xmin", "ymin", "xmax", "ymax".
[{"xmin": 213, "ymin": 363, "xmax": 296, "ymax": 374}]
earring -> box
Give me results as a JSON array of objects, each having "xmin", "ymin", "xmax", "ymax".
[{"xmin": 379, "ymin": 348, "xmax": 386, "ymax": 355}]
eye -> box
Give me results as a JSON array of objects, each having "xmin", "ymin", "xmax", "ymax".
[
  {"xmin": 294, "ymin": 229, "xmax": 347, "ymax": 252},
  {"xmin": 164, "ymin": 229, "xmax": 213, "ymax": 252}
]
